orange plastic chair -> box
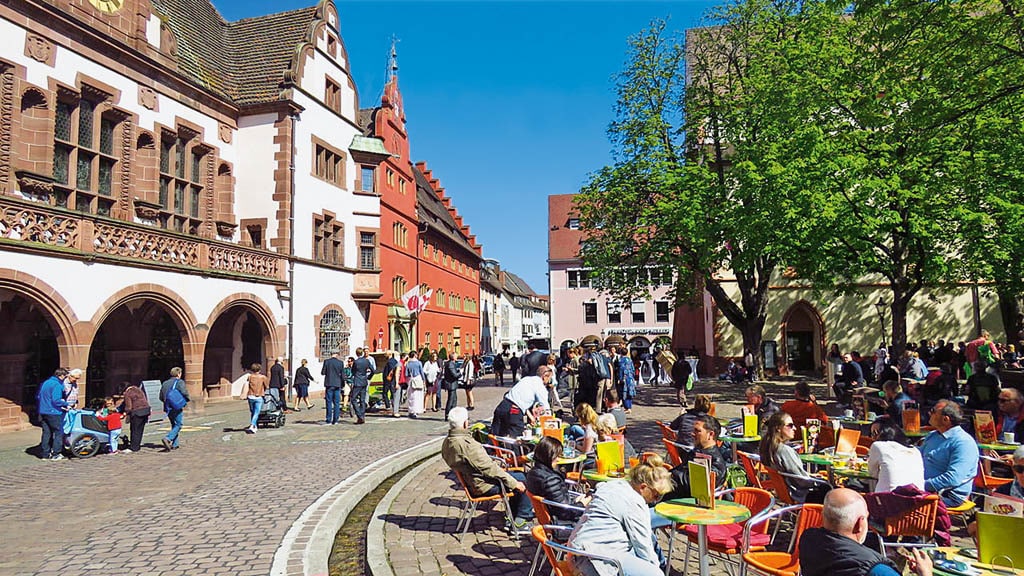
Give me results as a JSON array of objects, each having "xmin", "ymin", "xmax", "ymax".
[
  {"xmin": 526, "ymin": 494, "xmax": 584, "ymax": 576},
  {"xmin": 873, "ymin": 493, "xmax": 939, "ymax": 556},
  {"xmin": 487, "ymin": 434, "xmax": 529, "ymax": 469},
  {"xmin": 855, "ymin": 445, "xmax": 869, "ymax": 457},
  {"xmin": 737, "ymin": 451, "xmax": 765, "ymax": 490},
  {"xmin": 761, "ymin": 467, "xmax": 799, "ymax": 506},
  {"xmin": 975, "ymin": 460, "xmax": 1013, "ymax": 493},
  {"xmin": 678, "ymin": 487, "xmax": 776, "ymax": 574},
  {"xmin": 742, "ymin": 503, "xmax": 824, "ymax": 576},
  {"xmin": 532, "ymin": 524, "xmax": 626, "ymax": 576},
  {"xmin": 662, "ymin": 438, "xmax": 688, "ymax": 466},
  {"xmin": 657, "ymin": 420, "xmax": 677, "ymax": 441},
  {"xmin": 451, "ymin": 469, "xmax": 514, "ymax": 542}
]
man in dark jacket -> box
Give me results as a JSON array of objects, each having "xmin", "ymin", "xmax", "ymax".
[
  {"xmin": 321, "ymin": 351, "xmax": 345, "ymax": 425},
  {"xmin": 493, "ymin": 354, "xmax": 506, "ymax": 386},
  {"xmin": 837, "ymin": 353, "xmax": 865, "ymax": 406},
  {"xmin": 269, "ymin": 357, "xmax": 289, "ymax": 411},
  {"xmin": 801, "ymin": 488, "xmax": 931, "ymax": 576},
  {"xmin": 350, "ymin": 348, "xmax": 373, "ymax": 424},
  {"xmin": 508, "ymin": 354, "xmax": 520, "ymax": 381},
  {"xmin": 663, "ymin": 415, "xmax": 728, "ymax": 501},
  {"xmin": 442, "ymin": 353, "xmax": 462, "ymax": 419},
  {"xmin": 670, "ymin": 354, "xmax": 692, "ymax": 408},
  {"xmin": 382, "ymin": 351, "xmax": 398, "ymax": 411},
  {"xmin": 520, "ymin": 343, "xmax": 547, "ymax": 378}
]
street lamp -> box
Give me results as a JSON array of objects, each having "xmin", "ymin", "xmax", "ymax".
[{"xmin": 874, "ymin": 297, "xmax": 887, "ymax": 349}]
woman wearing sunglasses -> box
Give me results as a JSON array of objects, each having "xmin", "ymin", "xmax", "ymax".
[{"xmin": 760, "ymin": 411, "xmax": 830, "ymax": 503}]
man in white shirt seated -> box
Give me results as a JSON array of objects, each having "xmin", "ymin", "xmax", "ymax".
[{"xmin": 491, "ymin": 365, "xmax": 552, "ymax": 438}]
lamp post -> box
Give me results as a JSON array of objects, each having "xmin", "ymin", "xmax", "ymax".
[{"xmin": 874, "ymin": 297, "xmax": 887, "ymax": 349}]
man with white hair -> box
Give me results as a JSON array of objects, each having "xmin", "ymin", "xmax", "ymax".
[
  {"xmin": 441, "ymin": 407, "xmax": 533, "ymax": 530},
  {"xmin": 801, "ymin": 488, "xmax": 932, "ymax": 576}
]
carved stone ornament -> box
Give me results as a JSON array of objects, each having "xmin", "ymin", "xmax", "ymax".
[
  {"xmin": 218, "ymin": 124, "xmax": 232, "ymax": 144},
  {"xmin": 16, "ymin": 171, "xmax": 54, "ymax": 200},
  {"xmin": 133, "ymin": 198, "xmax": 162, "ymax": 220},
  {"xmin": 25, "ymin": 34, "xmax": 55, "ymax": 66},
  {"xmin": 138, "ymin": 86, "xmax": 158, "ymax": 110},
  {"xmin": 215, "ymin": 220, "xmax": 237, "ymax": 236}
]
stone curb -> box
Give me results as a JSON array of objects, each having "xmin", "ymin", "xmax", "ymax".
[
  {"xmin": 366, "ymin": 451, "xmax": 444, "ymax": 576},
  {"xmin": 270, "ymin": 436, "xmax": 444, "ymax": 576}
]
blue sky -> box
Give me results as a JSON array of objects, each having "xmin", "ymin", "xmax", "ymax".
[{"xmin": 216, "ymin": 1, "xmax": 720, "ymax": 293}]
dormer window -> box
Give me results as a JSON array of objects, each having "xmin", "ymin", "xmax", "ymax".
[{"xmin": 567, "ymin": 218, "xmax": 580, "ymax": 229}]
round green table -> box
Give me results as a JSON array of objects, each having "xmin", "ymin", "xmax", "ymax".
[
  {"xmin": 799, "ymin": 453, "xmax": 873, "ymax": 483},
  {"xmin": 654, "ymin": 498, "xmax": 751, "ymax": 576},
  {"xmin": 977, "ymin": 442, "xmax": 1020, "ymax": 452},
  {"xmin": 582, "ymin": 468, "xmax": 631, "ymax": 483},
  {"xmin": 721, "ymin": 435, "xmax": 761, "ymax": 460}
]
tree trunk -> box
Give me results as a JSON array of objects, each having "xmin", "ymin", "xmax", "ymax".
[
  {"xmin": 997, "ymin": 289, "xmax": 1023, "ymax": 345},
  {"xmin": 890, "ymin": 295, "xmax": 908, "ymax": 356},
  {"xmin": 742, "ymin": 318, "xmax": 766, "ymax": 380}
]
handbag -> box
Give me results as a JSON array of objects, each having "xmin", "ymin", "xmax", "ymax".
[
  {"xmin": 165, "ymin": 380, "xmax": 188, "ymax": 411},
  {"xmin": 409, "ymin": 375, "xmax": 425, "ymax": 390}
]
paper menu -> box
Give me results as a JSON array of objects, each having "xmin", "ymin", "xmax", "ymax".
[
  {"xmin": 903, "ymin": 403, "xmax": 920, "ymax": 433},
  {"xmin": 983, "ymin": 494, "xmax": 1024, "ymax": 517},
  {"xmin": 541, "ymin": 418, "xmax": 564, "ymax": 443},
  {"xmin": 743, "ymin": 414, "xmax": 758, "ymax": 438},
  {"xmin": 803, "ymin": 419, "xmax": 821, "ymax": 453},
  {"xmin": 835, "ymin": 428, "xmax": 861, "ymax": 457},
  {"xmin": 975, "ymin": 411, "xmax": 997, "ymax": 445},
  {"xmin": 595, "ymin": 440, "xmax": 624, "ymax": 475},
  {"xmin": 688, "ymin": 456, "xmax": 716, "ymax": 509}
]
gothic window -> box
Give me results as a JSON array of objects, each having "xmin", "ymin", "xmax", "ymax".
[
  {"xmin": 318, "ymin": 309, "xmax": 350, "ymax": 360},
  {"xmin": 158, "ymin": 130, "xmax": 206, "ymax": 233},
  {"xmin": 52, "ymin": 90, "xmax": 123, "ymax": 216},
  {"xmin": 313, "ymin": 212, "xmax": 343, "ymax": 265}
]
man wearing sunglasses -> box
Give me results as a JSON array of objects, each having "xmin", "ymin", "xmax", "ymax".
[{"xmin": 996, "ymin": 389, "xmax": 1024, "ymax": 444}]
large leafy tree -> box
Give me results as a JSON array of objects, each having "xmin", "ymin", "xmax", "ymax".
[
  {"xmin": 790, "ymin": 0, "xmax": 1024, "ymax": 351},
  {"xmin": 576, "ymin": 1, "xmax": 826, "ymax": 376}
]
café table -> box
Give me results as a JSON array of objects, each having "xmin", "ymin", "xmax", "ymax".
[
  {"xmin": 932, "ymin": 547, "xmax": 1024, "ymax": 576},
  {"xmin": 526, "ymin": 451, "xmax": 587, "ymax": 469},
  {"xmin": 977, "ymin": 442, "xmax": 1020, "ymax": 453},
  {"xmin": 721, "ymin": 434, "xmax": 761, "ymax": 460},
  {"xmin": 655, "ymin": 498, "xmax": 751, "ymax": 576},
  {"xmin": 799, "ymin": 452, "xmax": 873, "ymax": 485},
  {"xmin": 582, "ymin": 467, "xmax": 631, "ymax": 483}
]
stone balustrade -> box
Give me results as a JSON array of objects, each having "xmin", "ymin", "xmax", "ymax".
[{"xmin": 0, "ymin": 195, "xmax": 285, "ymax": 283}]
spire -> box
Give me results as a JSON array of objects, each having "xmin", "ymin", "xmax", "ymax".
[{"xmin": 387, "ymin": 35, "xmax": 399, "ymax": 83}]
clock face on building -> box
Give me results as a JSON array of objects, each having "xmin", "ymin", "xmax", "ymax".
[{"xmin": 89, "ymin": 0, "xmax": 124, "ymax": 14}]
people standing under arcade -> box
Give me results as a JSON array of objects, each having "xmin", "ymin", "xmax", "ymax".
[
  {"xmin": 37, "ymin": 368, "xmax": 69, "ymax": 460},
  {"xmin": 62, "ymin": 368, "xmax": 82, "ymax": 429}
]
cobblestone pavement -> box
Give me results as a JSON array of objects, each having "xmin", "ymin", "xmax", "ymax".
[
  {"xmin": 0, "ymin": 379, "xmax": 509, "ymax": 576},
  {"xmin": 377, "ymin": 377, "xmax": 975, "ymax": 576}
]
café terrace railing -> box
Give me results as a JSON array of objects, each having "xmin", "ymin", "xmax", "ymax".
[{"xmin": 0, "ymin": 194, "xmax": 285, "ymax": 283}]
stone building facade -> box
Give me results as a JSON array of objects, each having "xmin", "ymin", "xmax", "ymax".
[{"xmin": 0, "ymin": 0, "xmax": 388, "ymax": 430}]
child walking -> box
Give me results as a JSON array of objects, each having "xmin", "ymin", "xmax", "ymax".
[{"xmin": 95, "ymin": 397, "xmax": 124, "ymax": 454}]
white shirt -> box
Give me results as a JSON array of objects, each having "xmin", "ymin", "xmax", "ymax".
[
  {"xmin": 423, "ymin": 360, "xmax": 440, "ymax": 383},
  {"xmin": 868, "ymin": 440, "xmax": 925, "ymax": 493},
  {"xmin": 506, "ymin": 375, "xmax": 550, "ymax": 412}
]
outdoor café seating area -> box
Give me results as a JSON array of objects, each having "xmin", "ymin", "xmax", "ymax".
[{"xmin": 434, "ymin": 379, "xmax": 1024, "ymax": 576}]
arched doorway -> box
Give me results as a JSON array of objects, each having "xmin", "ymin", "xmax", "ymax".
[
  {"xmin": 202, "ymin": 304, "xmax": 273, "ymax": 396},
  {"xmin": 87, "ymin": 300, "xmax": 188, "ymax": 404},
  {"xmin": 0, "ymin": 289, "xmax": 62, "ymax": 421},
  {"xmin": 781, "ymin": 301, "xmax": 825, "ymax": 376}
]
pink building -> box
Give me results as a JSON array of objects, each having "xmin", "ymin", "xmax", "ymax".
[{"xmin": 548, "ymin": 194, "xmax": 708, "ymax": 370}]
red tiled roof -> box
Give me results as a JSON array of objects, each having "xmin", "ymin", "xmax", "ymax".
[{"xmin": 548, "ymin": 193, "xmax": 583, "ymax": 262}]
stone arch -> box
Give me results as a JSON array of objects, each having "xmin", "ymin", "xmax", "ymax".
[
  {"xmin": 0, "ymin": 269, "xmax": 80, "ymax": 350},
  {"xmin": 202, "ymin": 294, "xmax": 283, "ymax": 398},
  {"xmin": 88, "ymin": 284, "xmax": 200, "ymax": 401},
  {"xmin": 135, "ymin": 131, "xmax": 158, "ymax": 206},
  {"xmin": 780, "ymin": 300, "xmax": 825, "ymax": 376},
  {"xmin": 17, "ymin": 87, "xmax": 51, "ymax": 173}
]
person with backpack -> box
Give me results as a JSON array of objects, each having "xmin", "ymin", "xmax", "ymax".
[
  {"xmin": 442, "ymin": 353, "xmax": 462, "ymax": 419},
  {"xmin": 159, "ymin": 366, "xmax": 190, "ymax": 451}
]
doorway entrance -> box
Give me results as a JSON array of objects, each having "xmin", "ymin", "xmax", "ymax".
[{"xmin": 781, "ymin": 301, "xmax": 825, "ymax": 376}]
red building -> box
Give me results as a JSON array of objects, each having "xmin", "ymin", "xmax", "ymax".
[{"xmin": 363, "ymin": 67, "xmax": 481, "ymax": 355}]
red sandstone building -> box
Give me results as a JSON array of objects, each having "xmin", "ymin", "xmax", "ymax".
[{"xmin": 362, "ymin": 69, "xmax": 482, "ymax": 356}]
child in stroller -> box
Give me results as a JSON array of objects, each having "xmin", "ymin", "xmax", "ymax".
[
  {"xmin": 64, "ymin": 398, "xmax": 127, "ymax": 457},
  {"xmin": 257, "ymin": 391, "xmax": 286, "ymax": 429}
]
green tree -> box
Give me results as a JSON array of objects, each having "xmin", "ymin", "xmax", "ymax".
[
  {"xmin": 790, "ymin": 0, "xmax": 1024, "ymax": 351},
  {"xmin": 577, "ymin": 1, "xmax": 825, "ymax": 377}
]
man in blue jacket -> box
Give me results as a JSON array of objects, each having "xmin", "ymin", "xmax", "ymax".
[
  {"xmin": 351, "ymin": 347, "xmax": 374, "ymax": 425},
  {"xmin": 37, "ymin": 368, "xmax": 69, "ymax": 460}
]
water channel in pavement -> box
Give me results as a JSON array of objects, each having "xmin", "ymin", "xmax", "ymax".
[{"xmin": 328, "ymin": 467, "xmax": 403, "ymax": 575}]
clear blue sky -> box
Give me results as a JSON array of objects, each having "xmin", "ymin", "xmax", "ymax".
[{"xmin": 216, "ymin": 0, "xmax": 720, "ymax": 293}]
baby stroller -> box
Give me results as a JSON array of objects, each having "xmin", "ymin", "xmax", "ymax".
[
  {"xmin": 65, "ymin": 409, "xmax": 126, "ymax": 458},
  {"xmin": 256, "ymin": 392, "xmax": 286, "ymax": 428}
]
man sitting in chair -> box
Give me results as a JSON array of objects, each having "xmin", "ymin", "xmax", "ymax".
[
  {"xmin": 441, "ymin": 406, "xmax": 534, "ymax": 530},
  {"xmin": 801, "ymin": 488, "xmax": 933, "ymax": 576}
]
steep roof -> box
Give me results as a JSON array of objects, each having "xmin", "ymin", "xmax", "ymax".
[
  {"xmin": 413, "ymin": 165, "xmax": 481, "ymax": 261},
  {"xmin": 149, "ymin": 0, "xmax": 318, "ymax": 106},
  {"xmin": 548, "ymin": 193, "xmax": 584, "ymax": 262}
]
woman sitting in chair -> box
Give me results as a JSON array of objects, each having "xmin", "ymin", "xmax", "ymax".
[
  {"xmin": 569, "ymin": 455, "xmax": 673, "ymax": 576},
  {"xmin": 867, "ymin": 417, "xmax": 924, "ymax": 493},
  {"xmin": 525, "ymin": 435, "xmax": 587, "ymax": 523},
  {"xmin": 760, "ymin": 411, "xmax": 829, "ymax": 503}
]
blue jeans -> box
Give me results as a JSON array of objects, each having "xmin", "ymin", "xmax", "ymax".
[
  {"xmin": 325, "ymin": 387, "xmax": 341, "ymax": 424},
  {"xmin": 165, "ymin": 408, "xmax": 183, "ymax": 448},
  {"xmin": 108, "ymin": 428, "xmax": 121, "ymax": 452},
  {"xmin": 40, "ymin": 413, "xmax": 63, "ymax": 458},
  {"xmin": 350, "ymin": 386, "xmax": 367, "ymax": 419},
  {"xmin": 392, "ymin": 386, "xmax": 405, "ymax": 416},
  {"xmin": 248, "ymin": 396, "xmax": 264, "ymax": 428}
]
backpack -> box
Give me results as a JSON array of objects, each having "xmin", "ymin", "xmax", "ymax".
[
  {"xmin": 592, "ymin": 353, "xmax": 610, "ymax": 380},
  {"xmin": 165, "ymin": 380, "xmax": 188, "ymax": 411}
]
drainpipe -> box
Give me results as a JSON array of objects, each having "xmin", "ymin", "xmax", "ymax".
[{"xmin": 287, "ymin": 111, "xmax": 298, "ymax": 405}]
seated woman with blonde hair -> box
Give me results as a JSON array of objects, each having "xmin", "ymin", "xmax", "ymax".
[{"xmin": 569, "ymin": 454, "xmax": 673, "ymax": 576}]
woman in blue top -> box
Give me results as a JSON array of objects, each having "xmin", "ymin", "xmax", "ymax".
[{"xmin": 617, "ymin": 348, "xmax": 637, "ymax": 412}]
